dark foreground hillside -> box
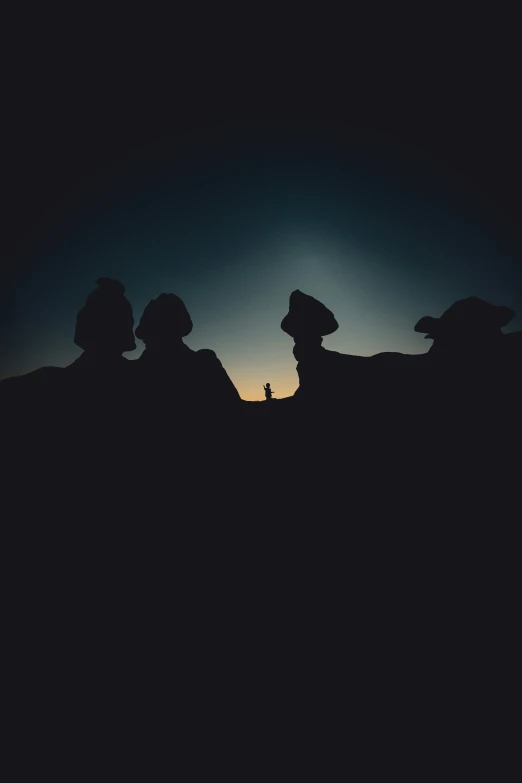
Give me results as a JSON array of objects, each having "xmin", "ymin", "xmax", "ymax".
[{"xmin": 2, "ymin": 286, "xmax": 520, "ymax": 756}]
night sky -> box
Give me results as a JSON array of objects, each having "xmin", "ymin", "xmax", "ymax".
[{"xmin": 3, "ymin": 19, "xmax": 521, "ymax": 399}]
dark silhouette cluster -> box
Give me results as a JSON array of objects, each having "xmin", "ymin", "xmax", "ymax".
[
  {"xmin": 2, "ymin": 279, "xmax": 520, "ymax": 518},
  {"xmin": 2, "ymin": 278, "xmax": 520, "ymax": 726},
  {"xmin": 279, "ymin": 289, "xmax": 521, "ymax": 415}
]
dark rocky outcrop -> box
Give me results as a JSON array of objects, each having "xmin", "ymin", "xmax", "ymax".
[
  {"xmin": 279, "ymin": 290, "xmax": 521, "ymax": 490},
  {"xmin": 414, "ymin": 296, "xmax": 515, "ymax": 358},
  {"xmin": 133, "ymin": 293, "xmax": 241, "ymax": 416},
  {"xmin": 1, "ymin": 279, "xmax": 138, "ymax": 494}
]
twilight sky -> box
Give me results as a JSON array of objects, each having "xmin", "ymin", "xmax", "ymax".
[{"xmin": 3, "ymin": 134, "xmax": 521, "ymax": 400}]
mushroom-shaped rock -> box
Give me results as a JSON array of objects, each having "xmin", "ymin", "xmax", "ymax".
[
  {"xmin": 74, "ymin": 277, "xmax": 136, "ymax": 353},
  {"xmin": 135, "ymin": 293, "xmax": 193, "ymax": 345},
  {"xmin": 414, "ymin": 297, "xmax": 515, "ymax": 340},
  {"xmin": 281, "ymin": 290, "xmax": 339, "ymax": 339}
]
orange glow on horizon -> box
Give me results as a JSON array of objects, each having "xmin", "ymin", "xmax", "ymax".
[{"xmin": 232, "ymin": 374, "xmax": 298, "ymax": 402}]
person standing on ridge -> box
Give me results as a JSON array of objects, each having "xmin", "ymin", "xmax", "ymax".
[{"xmin": 263, "ymin": 382, "xmax": 274, "ymax": 401}]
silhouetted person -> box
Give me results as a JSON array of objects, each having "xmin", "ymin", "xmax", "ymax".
[{"xmin": 264, "ymin": 382, "xmax": 274, "ymax": 401}]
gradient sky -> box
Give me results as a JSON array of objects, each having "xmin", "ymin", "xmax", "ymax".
[{"xmin": 3, "ymin": 136, "xmax": 521, "ymax": 400}]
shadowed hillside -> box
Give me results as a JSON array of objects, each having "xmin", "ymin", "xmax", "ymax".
[{"xmin": 3, "ymin": 283, "xmax": 519, "ymax": 516}]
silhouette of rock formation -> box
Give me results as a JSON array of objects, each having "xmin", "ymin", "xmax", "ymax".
[
  {"xmin": 281, "ymin": 290, "xmax": 520, "ymax": 410},
  {"xmin": 281, "ymin": 290, "xmax": 339, "ymax": 342},
  {"xmin": 1, "ymin": 277, "xmax": 136, "ymax": 392},
  {"xmin": 279, "ymin": 288, "xmax": 522, "ymax": 480},
  {"xmin": 414, "ymin": 296, "xmax": 516, "ymax": 359},
  {"xmin": 3, "ymin": 274, "xmax": 518, "ymax": 719},
  {"xmin": 502, "ymin": 330, "xmax": 522, "ymax": 362},
  {"xmin": 280, "ymin": 290, "xmax": 384, "ymax": 408},
  {"xmin": 1, "ymin": 278, "xmax": 518, "ymax": 525},
  {"xmin": 1, "ymin": 278, "xmax": 138, "ymax": 488},
  {"xmin": 413, "ymin": 296, "xmax": 521, "ymax": 439},
  {"xmin": 74, "ymin": 277, "xmax": 136, "ymax": 356},
  {"xmin": 134, "ymin": 293, "xmax": 241, "ymax": 435},
  {"xmin": 64, "ymin": 278, "xmax": 137, "ymax": 431}
]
